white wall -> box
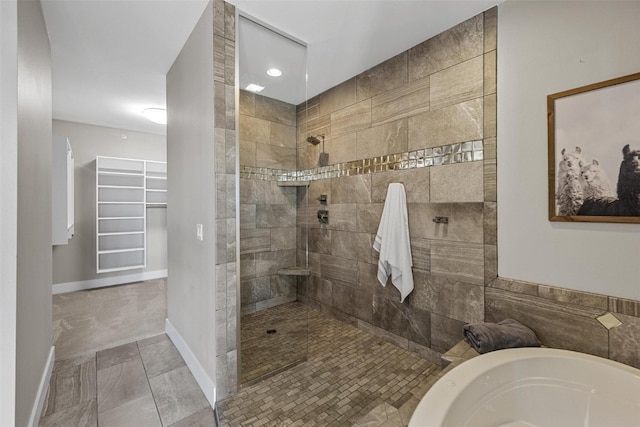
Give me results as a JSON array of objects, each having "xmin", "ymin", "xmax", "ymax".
[
  {"xmin": 16, "ymin": 0, "xmax": 54, "ymax": 424},
  {"xmin": 0, "ymin": 0, "xmax": 18, "ymax": 424},
  {"xmin": 166, "ymin": 1, "xmax": 217, "ymax": 393},
  {"xmin": 52, "ymin": 120, "xmax": 167, "ymax": 286},
  {"xmin": 498, "ymin": 1, "xmax": 640, "ymax": 300}
]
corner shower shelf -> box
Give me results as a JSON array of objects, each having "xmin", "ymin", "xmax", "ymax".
[
  {"xmin": 277, "ymin": 266, "xmax": 311, "ymax": 276},
  {"xmin": 277, "ymin": 180, "xmax": 310, "ymax": 187}
]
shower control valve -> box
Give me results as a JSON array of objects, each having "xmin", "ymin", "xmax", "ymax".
[{"xmin": 317, "ymin": 210, "xmax": 329, "ymax": 224}]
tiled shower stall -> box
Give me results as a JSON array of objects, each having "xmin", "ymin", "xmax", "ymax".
[{"xmin": 238, "ymin": 8, "xmax": 497, "ymax": 368}]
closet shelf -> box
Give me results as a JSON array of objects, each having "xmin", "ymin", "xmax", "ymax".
[{"xmin": 277, "ymin": 266, "xmax": 310, "ymax": 276}]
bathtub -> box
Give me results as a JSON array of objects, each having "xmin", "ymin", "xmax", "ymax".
[{"xmin": 409, "ymin": 347, "xmax": 640, "ymax": 427}]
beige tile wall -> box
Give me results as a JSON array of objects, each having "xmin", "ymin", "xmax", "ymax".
[
  {"xmin": 239, "ymin": 92, "xmax": 299, "ymax": 313},
  {"xmin": 213, "ymin": 0, "xmax": 238, "ymax": 400},
  {"xmin": 294, "ymin": 10, "xmax": 497, "ymax": 361}
]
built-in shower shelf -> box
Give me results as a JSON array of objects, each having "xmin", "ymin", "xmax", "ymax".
[
  {"xmin": 277, "ymin": 180, "xmax": 310, "ymax": 187},
  {"xmin": 277, "ymin": 266, "xmax": 311, "ymax": 276}
]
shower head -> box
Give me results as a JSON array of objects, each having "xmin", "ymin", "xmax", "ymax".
[{"xmin": 307, "ymin": 135, "xmax": 323, "ymax": 145}]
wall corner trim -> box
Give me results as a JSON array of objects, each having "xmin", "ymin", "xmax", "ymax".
[
  {"xmin": 165, "ymin": 319, "xmax": 216, "ymax": 407},
  {"xmin": 52, "ymin": 269, "xmax": 168, "ymax": 295},
  {"xmin": 28, "ymin": 346, "xmax": 55, "ymax": 427}
]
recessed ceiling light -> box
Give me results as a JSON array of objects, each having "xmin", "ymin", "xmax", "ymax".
[
  {"xmin": 266, "ymin": 68, "xmax": 282, "ymax": 77},
  {"xmin": 246, "ymin": 83, "xmax": 265, "ymax": 93},
  {"xmin": 142, "ymin": 108, "xmax": 167, "ymax": 125}
]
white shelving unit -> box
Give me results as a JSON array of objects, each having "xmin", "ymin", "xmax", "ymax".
[
  {"xmin": 97, "ymin": 156, "xmax": 168, "ymax": 273},
  {"xmin": 145, "ymin": 160, "xmax": 167, "ymax": 207}
]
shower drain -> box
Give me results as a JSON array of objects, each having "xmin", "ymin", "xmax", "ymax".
[{"xmin": 266, "ymin": 329, "xmax": 277, "ymax": 334}]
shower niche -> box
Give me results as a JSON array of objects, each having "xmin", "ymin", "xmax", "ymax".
[{"xmin": 238, "ymin": 15, "xmax": 311, "ymax": 384}]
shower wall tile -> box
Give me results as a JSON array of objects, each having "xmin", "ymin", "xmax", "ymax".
[
  {"xmin": 255, "ymin": 250, "xmax": 295, "ymax": 277},
  {"xmin": 356, "ymin": 52, "xmax": 408, "ymax": 102},
  {"xmin": 327, "ymin": 204, "xmax": 358, "ymax": 232},
  {"xmin": 268, "ymin": 181, "xmax": 297, "ymax": 205},
  {"xmin": 484, "ymin": 50, "xmax": 497, "ymax": 96},
  {"xmin": 609, "ymin": 297, "xmax": 640, "ymax": 317},
  {"xmin": 255, "ymin": 144, "xmax": 296, "ymax": 170},
  {"xmin": 299, "ymin": 177, "xmax": 331, "ymax": 206},
  {"xmin": 270, "ymin": 227, "xmax": 296, "ymax": 251},
  {"xmin": 408, "ymin": 13, "xmax": 483, "ymax": 81},
  {"xmin": 430, "ymin": 313, "xmax": 466, "ymax": 354},
  {"xmin": 408, "ymin": 98, "xmax": 483, "ymax": 150},
  {"xmin": 484, "ymin": 6, "xmax": 497, "ymax": 53},
  {"xmin": 370, "ymin": 77, "xmax": 429, "ymax": 126},
  {"xmin": 356, "ymin": 119, "xmax": 408, "ymax": 159},
  {"xmin": 330, "ymin": 99, "xmax": 372, "ymax": 138},
  {"xmin": 327, "ymin": 132, "xmax": 357, "ymax": 165},
  {"xmin": 484, "ymin": 136, "xmax": 496, "ymax": 161},
  {"xmin": 429, "ymin": 56, "xmax": 483, "ymax": 111},
  {"xmin": 239, "ymin": 229, "xmax": 270, "ymax": 255},
  {"xmin": 372, "ymin": 293, "xmax": 408, "ymax": 338},
  {"xmin": 239, "ymin": 140, "xmax": 256, "ymax": 167},
  {"xmin": 225, "ymin": 129, "xmax": 236, "ymax": 174},
  {"xmin": 330, "ymin": 230, "xmax": 373, "ymax": 263},
  {"xmin": 356, "ymin": 203, "xmax": 383, "ymax": 234},
  {"xmin": 407, "ymin": 202, "xmax": 484, "ymax": 243},
  {"xmin": 239, "ymin": 115, "xmax": 270, "ymax": 143},
  {"xmin": 484, "ymin": 244, "xmax": 497, "ymax": 284},
  {"xmin": 320, "ymin": 254, "xmax": 358, "ymax": 285},
  {"xmin": 255, "ymin": 95, "xmax": 296, "ymax": 127},
  {"xmin": 484, "ymin": 159, "xmax": 497, "ymax": 202},
  {"xmin": 256, "ymin": 204, "xmax": 296, "ymax": 228},
  {"xmin": 270, "ymin": 275, "xmax": 296, "ymax": 299},
  {"xmin": 430, "ymin": 162, "xmax": 483, "ymax": 203},
  {"xmin": 239, "ymin": 90, "xmax": 255, "ymax": 116},
  {"xmin": 406, "ymin": 305, "xmax": 431, "ymax": 348},
  {"xmin": 370, "ymin": 167, "xmax": 430, "ymax": 204},
  {"xmin": 484, "ymin": 94, "xmax": 496, "ymax": 139},
  {"xmin": 485, "ymin": 287, "xmax": 608, "ymax": 358},
  {"xmin": 430, "ymin": 240, "xmax": 484, "ymax": 285},
  {"xmin": 270, "ymin": 123, "xmax": 297, "ymax": 149},
  {"xmin": 332, "ymin": 281, "xmax": 373, "ymax": 323},
  {"xmin": 306, "ymin": 275, "xmax": 333, "ymax": 306},
  {"xmin": 213, "ymin": 35, "xmax": 226, "ymax": 83},
  {"xmin": 224, "ymin": 2, "xmax": 235, "ymax": 40},
  {"xmin": 319, "ymin": 77, "xmax": 357, "ymax": 118},
  {"xmin": 308, "ymin": 228, "xmax": 332, "ymax": 254},
  {"xmin": 239, "ymin": 204, "xmax": 255, "ymax": 229},
  {"xmin": 410, "ymin": 238, "xmax": 431, "ymax": 271},
  {"xmin": 240, "ymin": 254, "xmax": 255, "ymax": 280},
  {"xmin": 239, "ymin": 179, "xmax": 266, "ymax": 204},
  {"xmin": 483, "ymin": 202, "xmax": 497, "ymax": 245},
  {"xmin": 331, "ymin": 175, "xmax": 371, "ymax": 204}
]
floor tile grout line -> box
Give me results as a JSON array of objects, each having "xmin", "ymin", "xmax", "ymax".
[{"xmin": 136, "ymin": 339, "xmax": 165, "ymax": 427}]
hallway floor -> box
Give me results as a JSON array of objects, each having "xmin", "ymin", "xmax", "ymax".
[
  {"xmin": 39, "ymin": 333, "xmax": 215, "ymax": 427},
  {"xmin": 219, "ymin": 304, "xmax": 442, "ymax": 427}
]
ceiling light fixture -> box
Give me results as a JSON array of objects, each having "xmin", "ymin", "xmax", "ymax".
[
  {"xmin": 245, "ymin": 83, "xmax": 265, "ymax": 93},
  {"xmin": 266, "ymin": 68, "xmax": 282, "ymax": 77},
  {"xmin": 142, "ymin": 108, "xmax": 167, "ymax": 125}
]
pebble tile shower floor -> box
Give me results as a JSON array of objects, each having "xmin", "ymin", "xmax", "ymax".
[{"xmin": 219, "ymin": 303, "xmax": 442, "ymax": 426}]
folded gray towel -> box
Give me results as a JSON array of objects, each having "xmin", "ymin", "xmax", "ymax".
[{"xmin": 463, "ymin": 318, "xmax": 541, "ymax": 354}]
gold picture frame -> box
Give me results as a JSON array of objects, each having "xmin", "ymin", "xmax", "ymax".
[{"xmin": 548, "ymin": 72, "xmax": 640, "ymax": 223}]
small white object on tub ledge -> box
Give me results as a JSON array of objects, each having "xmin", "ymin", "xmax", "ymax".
[{"xmin": 596, "ymin": 312, "xmax": 622, "ymax": 330}]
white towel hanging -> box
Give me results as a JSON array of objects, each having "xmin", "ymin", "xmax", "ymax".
[{"xmin": 373, "ymin": 183, "xmax": 414, "ymax": 302}]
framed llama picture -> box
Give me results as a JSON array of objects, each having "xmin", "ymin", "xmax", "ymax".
[{"xmin": 548, "ymin": 72, "xmax": 640, "ymax": 223}]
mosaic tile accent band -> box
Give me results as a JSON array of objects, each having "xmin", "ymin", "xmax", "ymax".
[{"xmin": 240, "ymin": 140, "xmax": 484, "ymax": 182}]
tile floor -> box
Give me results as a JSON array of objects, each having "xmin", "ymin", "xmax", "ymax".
[
  {"xmin": 241, "ymin": 303, "xmax": 310, "ymax": 384},
  {"xmin": 39, "ymin": 334, "xmax": 215, "ymax": 427},
  {"xmin": 41, "ymin": 297, "xmax": 445, "ymax": 427},
  {"xmin": 219, "ymin": 303, "xmax": 443, "ymax": 426}
]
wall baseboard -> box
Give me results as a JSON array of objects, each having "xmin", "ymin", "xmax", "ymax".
[
  {"xmin": 52, "ymin": 269, "xmax": 168, "ymax": 295},
  {"xmin": 28, "ymin": 346, "xmax": 54, "ymax": 427},
  {"xmin": 165, "ymin": 319, "xmax": 216, "ymax": 407}
]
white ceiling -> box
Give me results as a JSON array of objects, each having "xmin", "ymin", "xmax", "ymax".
[{"xmin": 42, "ymin": 0, "xmax": 500, "ymax": 136}]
